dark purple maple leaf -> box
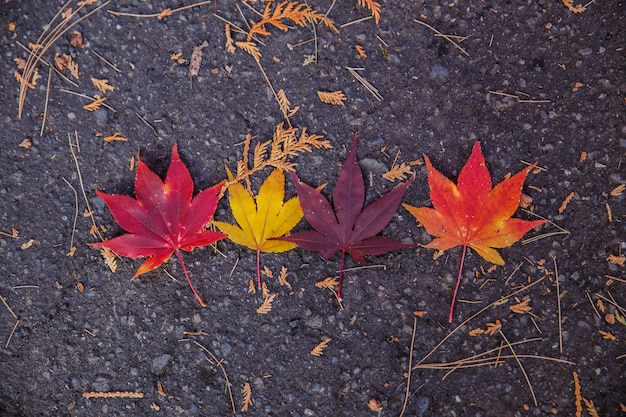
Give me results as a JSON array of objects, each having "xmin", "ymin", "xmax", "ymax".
[{"xmin": 279, "ymin": 133, "xmax": 414, "ymax": 298}]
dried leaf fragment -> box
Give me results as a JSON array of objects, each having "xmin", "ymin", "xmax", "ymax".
[
  {"xmin": 170, "ymin": 52, "xmax": 186, "ymax": 64},
  {"xmin": 21, "ymin": 239, "xmax": 35, "ymax": 250},
  {"xmin": 598, "ymin": 330, "xmax": 616, "ymax": 341},
  {"xmin": 367, "ymin": 398, "xmax": 383, "ymax": 412},
  {"xmin": 18, "ymin": 138, "xmax": 32, "ymax": 149},
  {"xmin": 355, "ymin": 45, "xmax": 367, "ymax": 58},
  {"xmin": 317, "ymin": 90, "xmax": 347, "ymax": 106},
  {"xmin": 558, "ymin": 191, "xmax": 574, "ymax": 214},
  {"xmin": 610, "ymin": 184, "xmax": 625, "ymax": 197},
  {"xmin": 189, "ymin": 41, "xmax": 209, "ymax": 80},
  {"xmin": 310, "ymin": 337, "xmax": 331, "ymax": 356},
  {"xmin": 70, "ymin": 30, "xmax": 84, "ymax": 47},
  {"xmin": 241, "ymin": 382, "xmax": 253, "ymax": 412},
  {"xmin": 14, "ymin": 57, "xmax": 26, "ymax": 70},
  {"xmin": 606, "ymin": 254, "xmax": 625, "ymax": 267},
  {"xmin": 91, "ymin": 77, "xmax": 115, "ymax": 94},
  {"xmin": 104, "ymin": 132, "xmax": 128, "ymax": 143},
  {"xmin": 157, "ymin": 8, "xmax": 173, "ymax": 20}
]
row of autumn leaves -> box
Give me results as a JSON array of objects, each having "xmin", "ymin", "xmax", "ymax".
[{"xmin": 91, "ymin": 135, "xmax": 545, "ymax": 322}]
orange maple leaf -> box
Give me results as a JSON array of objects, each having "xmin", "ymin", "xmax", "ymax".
[{"xmin": 404, "ymin": 141, "xmax": 545, "ymax": 322}]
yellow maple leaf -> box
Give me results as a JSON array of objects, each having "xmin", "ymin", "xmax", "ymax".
[{"xmin": 213, "ymin": 168, "xmax": 303, "ymax": 287}]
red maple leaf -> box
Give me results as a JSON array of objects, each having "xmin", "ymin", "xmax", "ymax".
[
  {"xmin": 403, "ymin": 141, "xmax": 546, "ymax": 322},
  {"xmin": 91, "ymin": 144, "xmax": 226, "ymax": 306},
  {"xmin": 279, "ymin": 133, "xmax": 414, "ymax": 299}
]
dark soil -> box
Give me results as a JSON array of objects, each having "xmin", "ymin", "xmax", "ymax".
[{"xmin": 1, "ymin": 1, "xmax": 625, "ymax": 416}]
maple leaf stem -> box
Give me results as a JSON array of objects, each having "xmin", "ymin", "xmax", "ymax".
[
  {"xmin": 256, "ymin": 248, "xmax": 262, "ymax": 289},
  {"xmin": 176, "ymin": 249, "xmax": 207, "ymax": 307},
  {"xmin": 448, "ymin": 244, "xmax": 467, "ymax": 323},
  {"xmin": 338, "ymin": 250, "xmax": 345, "ymax": 300}
]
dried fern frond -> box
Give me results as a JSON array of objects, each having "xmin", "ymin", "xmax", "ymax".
[
  {"xmin": 317, "ymin": 90, "xmax": 346, "ymax": 106},
  {"xmin": 84, "ymin": 95, "xmax": 106, "ymax": 111},
  {"xmin": 562, "ymin": 0, "xmax": 586, "ymax": 13},
  {"xmin": 14, "ymin": 69, "xmax": 39, "ymax": 89},
  {"xmin": 91, "ymin": 77, "xmax": 115, "ymax": 94},
  {"xmin": 310, "ymin": 338, "xmax": 331, "ymax": 356},
  {"xmin": 247, "ymin": 1, "xmax": 338, "ymax": 41},
  {"xmin": 382, "ymin": 162, "xmax": 414, "ymax": 182},
  {"xmin": 83, "ymin": 391, "xmax": 144, "ymax": 399},
  {"xmin": 100, "ymin": 247, "xmax": 117, "ymax": 272},
  {"xmin": 225, "ymin": 24, "xmax": 236, "ymax": 54},
  {"xmin": 510, "ymin": 299, "xmax": 532, "ymax": 314},
  {"xmin": 582, "ymin": 398, "xmax": 599, "ymax": 417},
  {"xmin": 103, "ymin": 132, "xmax": 128, "ymax": 143},
  {"xmin": 315, "ymin": 277, "xmax": 338, "ymax": 289},
  {"xmin": 236, "ymin": 41, "xmax": 262, "ymax": 61},
  {"xmin": 277, "ymin": 89, "xmax": 299, "ymax": 117},
  {"xmin": 256, "ymin": 293, "xmax": 276, "ymax": 314},
  {"xmin": 241, "ymin": 382, "xmax": 253, "ymax": 412},
  {"xmin": 157, "ymin": 8, "xmax": 173, "ymax": 20},
  {"xmin": 357, "ymin": 0, "xmax": 381, "ymax": 24},
  {"xmin": 261, "ymin": 265, "xmax": 273, "ymax": 278},
  {"xmin": 277, "ymin": 266, "xmax": 291, "ymax": 288},
  {"xmin": 229, "ymin": 122, "xmax": 331, "ymax": 186},
  {"xmin": 573, "ymin": 372, "xmax": 582, "ymax": 417},
  {"xmin": 261, "ymin": 282, "xmax": 271, "ymax": 299}
]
